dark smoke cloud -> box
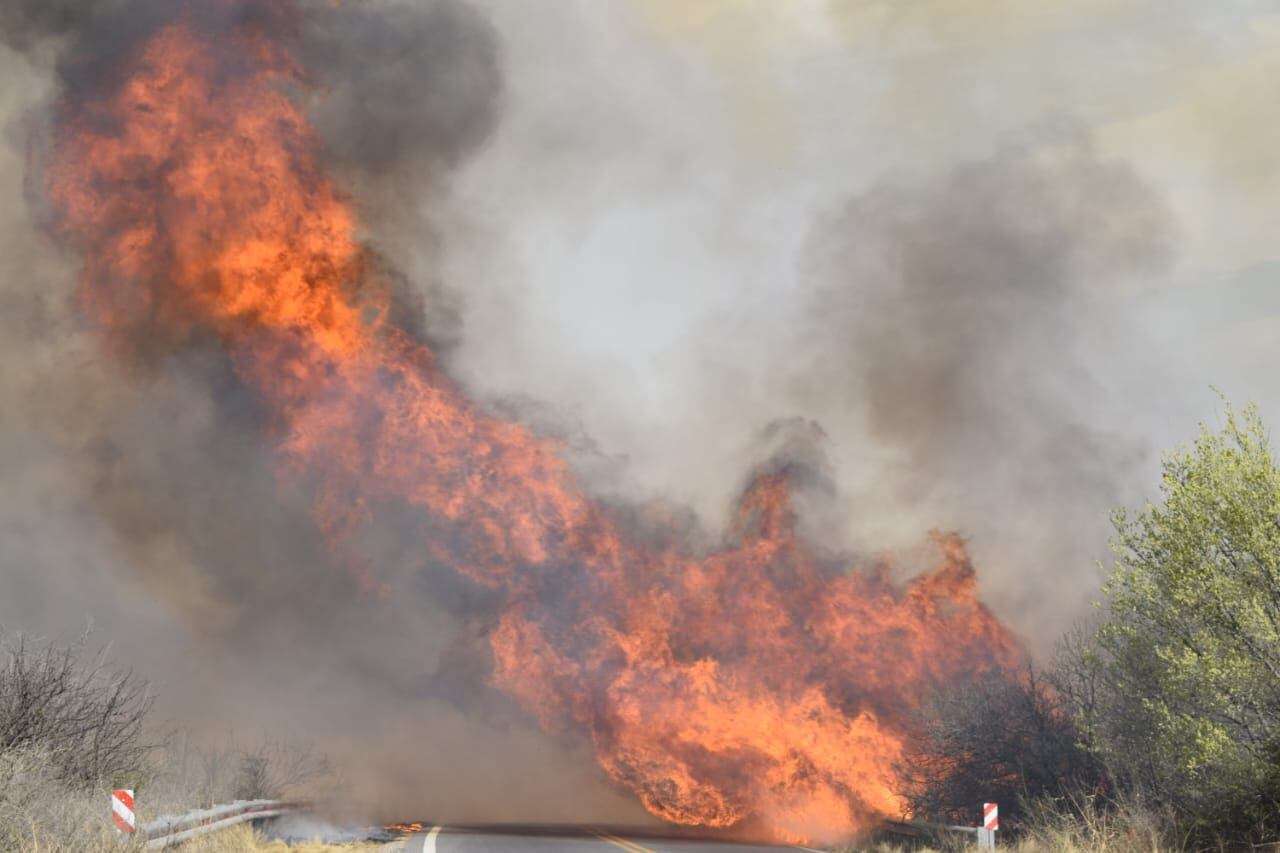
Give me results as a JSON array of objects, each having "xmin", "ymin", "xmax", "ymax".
[
  {"xmin": 300, "ymin": 0, "xmax": 501, "ymax": 210},
  {"xmin": 298, "ymin": 0, "xmax": 503, "ymax": 351},
  {"xmin": 0, "ymin": 0, "xmax": 297, "ymax": 98},
  {"xmin": 590, "ymin": 135, "xmax": 1179, "ymax": 644},
  {"xmin": 0, "ymin": 0, "xmax": 134, "ymax": 49},
  {"xmin": 764, "ymin": 135, "xmax": 1177, "ymax": 638},
  {"xmin": 803, "ymin": 136, "xmax": 1173, "ymax": 489}
]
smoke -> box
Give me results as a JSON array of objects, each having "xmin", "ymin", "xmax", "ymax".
[
  {"xmin": 0, "ymin": 0, "xmax": 643, "ymax": 824},
  {"xmin": 300, "ymin": 0, "xmax": 501, "ymax": 214},
  {"xmin": 299, "ymin": 0, "xmax": 502, "ymax": 350},
  {"xmin": 0, "ymin": 0, "xmax": 1275, "ymax": 828},
  {"xmin": 789, "ymin": 135, "xmax": 1177, "ymax": 631},
  {"xmin": 426, "ymin": 1, "xmax": 1272, "ymax": 647}
]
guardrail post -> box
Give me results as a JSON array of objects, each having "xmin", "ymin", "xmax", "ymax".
[
  {"xmin": 112, "ymin": 789, "xmax": 136, "ymax": 835},
  {"xmin": 977, "ymin": 802, "xmax": 998, "ymax": 848}
]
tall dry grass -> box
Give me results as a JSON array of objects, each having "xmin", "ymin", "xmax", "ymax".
[
  {"xmin": 1010, "ymin": 794, "xmax": 1173, "ymax": 853},
  {"xmin": 0, "ymin": 750, "xmax": 370, "ymax": 852},
  {"xmin": 180, "ymin": 824, "xmax": 380, "ymax": 852},
  {"xmin": 0, "ymin": 744, "xmax": 146, "ymax": 852},
  {"xmin": 832, "ymin": 796, "xmax": 1178, "ymax": 853},
  {"xmin": 0, "ymin": 737, "xmax": 345, "ymax": 849}
]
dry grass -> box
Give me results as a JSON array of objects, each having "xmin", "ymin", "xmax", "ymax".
[
  {"xmin": 837, "ymin": 839, "xmax": 1168, "ymax": 853},
  {"xmin": 0, "ymin": 738, "xmax": 350, "ymax": 851},
  {"xmin": 0, "ymin": 744, "xmax": 147, "ymax": 852},
  {"xmin": 831, "ymin": 798, "xmax": 1176, "ymax": 853},
  {"xmin": 181, "ymin": 824, "xmax": 381, "ymax": 852},
  {"xmin": 18, "ymin": 822, "xmax": 378, "ymax": 852},
  {"xmin": 1009, "ymin": 794, "xmax": 1171, "ymax": 853}
]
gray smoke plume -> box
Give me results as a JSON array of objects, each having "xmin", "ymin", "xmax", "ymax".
[
  {"xmin": 299, "ymin": 0, "xmax": 502, "ymax": 351},
  {"xmin": 417, "ymin": 2, "xmax": 1269, "ymax": 651},
  {"xmin": 790, "ymin": 135, "xmax": 1177, "ymax": 633}
]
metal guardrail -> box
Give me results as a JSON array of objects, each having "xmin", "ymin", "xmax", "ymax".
[
  {"xmin": 135, "ymin": 803, "xmax": 995, "ymax": 849},
  {"xmin": 139, "ymin": 799, "xmax": 306, "ymax": 849},
  {"xmin": 882, "ymin": 818, "xmax": 997, "ymax": 848}
]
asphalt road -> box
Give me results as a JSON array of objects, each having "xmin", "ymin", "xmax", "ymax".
[{"xmin": 397, "ymin": 824, "xmax": 823, "ymax": 853}]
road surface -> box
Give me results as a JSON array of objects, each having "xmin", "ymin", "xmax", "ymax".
[{"xmin": 392, "ymin": 824, "xmax": 824, "ymax": 853}]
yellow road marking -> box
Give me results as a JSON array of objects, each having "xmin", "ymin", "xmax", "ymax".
[{"xmin": 594, "ymin": 830, "xmax": 656, "ymax": 853}]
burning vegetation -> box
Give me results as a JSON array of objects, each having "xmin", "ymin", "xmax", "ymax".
[{"xmin": 41, "ymin": 0, "xmax": 1019, "ymax": 843}]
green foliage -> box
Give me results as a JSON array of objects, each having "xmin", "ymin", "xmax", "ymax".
[{"xmin": 1093, "ymin": 401, "xmax": 1280, "ymax": 829}]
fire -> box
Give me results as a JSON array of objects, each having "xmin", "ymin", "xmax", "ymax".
[{"xmin": 45, "ymin": 1, "xmax": 1019, "ymax": 843}]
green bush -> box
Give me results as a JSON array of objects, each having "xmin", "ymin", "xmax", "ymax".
[{"xmin": 1083, "ymin": 402, "xmax": 1280, "ymax": 838}]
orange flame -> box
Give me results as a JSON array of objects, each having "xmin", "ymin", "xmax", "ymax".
[{"xmin": 47, "ymin": 4, "xmax": 1018, "ymax": 843}]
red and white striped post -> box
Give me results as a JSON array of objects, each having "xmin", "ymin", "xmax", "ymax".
[
  {"xmin": 111, "ymin": 789, "xmax": 136, "ymax": 834},
  {"xmin": 977, "ymin": 801, "xmax": 998, "ymax": 848}
]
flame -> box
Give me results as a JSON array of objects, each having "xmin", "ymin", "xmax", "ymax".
[{"xmin": 46, "ymin": 2, "xmax": 1019, "ymax": 843}]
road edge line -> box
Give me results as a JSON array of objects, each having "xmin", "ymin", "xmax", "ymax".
[{"xmin": 594, "ymin": 829, "xmax": 655, "ymax": 853}]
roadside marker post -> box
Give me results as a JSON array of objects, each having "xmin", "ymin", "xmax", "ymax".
[
  {"xmin": 112, "ymin": 789, "xmax": 136, "ymax": 834},
  {"xmin": 977, "ymin": 802, "xmax": 998, "ymax": 848}
]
